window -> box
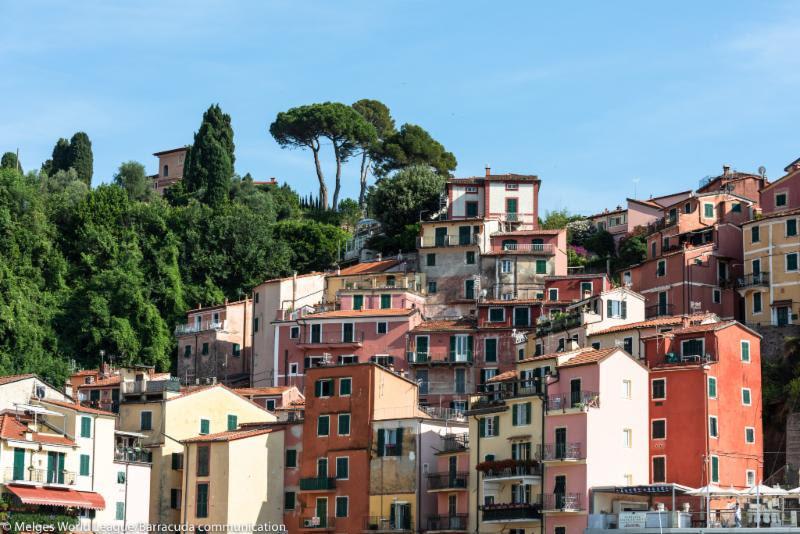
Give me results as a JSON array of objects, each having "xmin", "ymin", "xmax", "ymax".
[
  {"xmin": 335, "ymin": 496, "xmax": 348, "ymax": 518},
  {"xmin": 511, "ymin": 402, "xmax": 531, "ymax": 426},
  {"xmin": 342, "ymin": 322, "xmax": 355, "ymax": 342},
  {"xmin": 266, "ymin": 399, "xmax": 276, "ymax": 411},
  {"xmin": 580, "ymin": 282, "xmax": 592, "ymax": 295},
  {"xmin": 315, "ymin": 379, "xmax": 334, "ymax": 397},
  {"xmin": 377, "ymin": 428, "xmax": 403, "ymax": 456},
  {"xmin": 227, "ymin": 414, "xmax": 238, "ymax": 431},
  {"xmin": 117, "ymin": 471, "xmax": 125, "ymax": 484},
  {"xmin": 708, "ymin": 377, "xmax": 717, "ymax": 398},
  {"xmin": 171, "ymin": 452, "xmax": 183, "ymax": 470},
  {"xmin": 170, "ymin": 489, "xmax": 181, "ymax": 510},
  {"xmin": 197, "ymin": 445, "xmax": 210, "ymax": 476},
  {"xmin": 232, "ymin": 343, "xmax": 241, "ymax": 357},
  {"xmin": 742, "ymin": 388, "xmax": 752, "ymax": 406},
  {"xmin": 505, "ymin": 183, "xmax": 519, "ymax": 191},
  {"xmin": 776, "ymin": 192, "xmax": 788, "ymax": 207},
  {"xmin": 622, "ymin": 429, "xmax": 632, "ymax": 448},
  {"xmin": 535, "ymin": 259, "xmax": 547, "ymax": 274},
  {"xmin": 376, "ymin": 321, "xmax": 388, "ymax": 335},
  {"xmin": 622, "ymin": 337, "xmax": 633, "ymax": 354},
  {"xmin": 284, "ymin": 491, "xmax": 296, "ymax": 511},
  {"xmin": 465, "ymin": 279, "xmax": 475, "ymax": 299},
  {"xmin": 513, "ymin": 307, "xmax": 530, "ymax": 327},
  {"xmin": 116, "ymin": 502, "xmax": 125, "ymax": 521},
  {"xmin": 652, "ymin": 457, "xmax": 666, "ymax": 483},
  {"xmin": 286, "ymin": 449, "xmax": 297, "ymax": 468},
  {"xmin": 652, "ymin": 419, "xmax": 666, "ymax": 440},
  {"xmin": 710, "ymin": 456, "xmax": 719, "ymax": 483},
  {"xmin": 338, "ymin": 413, "xmax": 351, "ymax": 436},
  {"xmin": 656, "ymin": 260, "xmax": 666, "ymax": 277},
  {"xmin": 787, "ymin": 219, "xmax": 797, "ymax": 237},
  {"xmin": 336, "ymin": 457, "xmax": 349, "ymax": 479},
  {"xmin": 465, "ymin": 251, "xmax": 475, "ymax": 264},
  {"xmin": 622, "ymin": 380, "xmax": 632, "ymax": 399},
  {"xmin": 183, "ymin": 345, "xmax": 191, "ymax": 357},
  {"xmin": 163, "ymin": 164, "xmax": 169, "ymax": 177},
  {"xmin": 753, "ymin": 292, "xmax": 763, "ymax": 314},
  {"xmin": 484, "ymin": 338, "xmax": 497, "ymax": 363},
  {"xmin": 479, "ymin": 416, "xmax": 499, "ymax": 437},
  {"xmin": 746, "ymin": 470, "xmax": 756, "ymax": 487},
  {"xmin": 201, "ymin": 343, "xmax": 209, "ymax": 355},
  {"xmin": 732, "ymin": 202, "xmax": 742, "ymax": 213},
  {"xmin": 709, "ymin": 416, "xmax": 718, "ymax": 438},
  {"xmin": 339, "ymin": 377, "xmax": 352, "ymax": 396},
  {"xmin": 80, "ymin": 454, "xmax": 90, "ymax": 476},
  {"xmin": 591, "ymin": 342, "xmax": 600, "ymax": 350},
  {"xmin": 317, "ymin": 415, "xmax": 330, "ymax": 437},
  {"xmin": 254, "ymin": 292, "xmax": 259, "ymax": 303},
  {"xmin": 651, "ymin": 241, "xmax": 657, "ymax": 258},
  {"xmin": 199, "ymin": 419, "xmax": 210, "ymax": 435},
  {"xmin": 548, "ymin": 288, "xmax": 559, "ymax": 301},
  {"xmin": 289, "ymin": 363, "xmax": 299, "ymax": 375},
  {"xmin": 741, "ymin": 340, "xmax": 751, "ymax": 362},
  {"xmin": 426, "ymin": 253, "xmax": 436, "ymax": 267},
  {"xmin": 607, "ymin": 299, "xmax": 627, "ymax": 319},
  {"xmin": 427, "ymin": 281, "xmax": 437, "ymax": 294},
  {"xmin": 140, "ymin": 411, "xmax": 152, "ymax": 431},
  {"xmin": 80, "ymin": 416, "xmax": 91, "ymax": 438},
  {"xmin": 465, "ymin": 201, "xmax": 479, "ymax": 217},
  {"xmin": 788, "ymin": 252, "xmax": 799, "ymax": 272},
  {"xmin": 751, "ymin": 225, "xmax": 760, "ymax": 243},
  {"xmin": 380, "ymin": 294, "xmax": 392, "ymax": 309},
  {"xmin": 488, "ymin": 308, "xmax": 505, "ymax": 322},
  {"xmin": 196, "ymin": 483, "xmax": 209, "ymax": 518},
  {"xmin": 353, "ymin": 294, "xmax": 364, "ymax": 310},
  {"xmin": 704, "ymin": 203, "xmax": 714, "ymax": 218},
  {"xmin": 745, "ymin": 427, "xmax": 756, "ymax": 444},
  {"xmin": 711, "ymin": 288, "xmax": 721, "ymax": 304},
  {"xmin": 501, "ymin": 260, "xmax": 512, "ymax": 274},
  {"xmin": 681, "ymin": 338, "xmax": 704, "ymax": 358},
  {"xmin": 651, "ymin": 379, "xmax": 666, "ymax": 400},
  {"xmin": 253, "ymin": 317, "xmax": 259, "ymax": 332}
]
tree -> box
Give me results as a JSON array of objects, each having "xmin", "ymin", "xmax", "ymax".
[
  {"xmin": 336, "ymin": 198, "xmax": 362, "ymax": 232},
  {"xmin": 271, "ymin": 219, "xmax": 349, "ymax": 274},
  {"xmin": 269, "ymin": 102, "xmax": 377, "ymax": 210},
  {"xmin": 113, "ymin": 161, "xmax": 153, "ymax": 201},
  {"xmin": 584, "ymin": 229, "xmax": 616, "ymax": 258},
  {"xmin": 616, "ymin": 232, "xmax": 647, "ymax": 270},
  {"xmin": 68, "ymin": 132, "xmax": 93, "ymax": 187},
  {"xmin": 1, "ymin": 152, "xmax": 22, "ymax": 173},
  {"xmin": 352, "ymin": 99, "xmax": 395, "ymax": 208},
  {"xmin": 366, "ymin": 165, "xmax": 445, "ymax": 246},
  {"xmin": 540, "ymin": 209, "xmax": 583, "ymax": 230},
  {"xmin": 374, "ymin": 123, "xmax": 456, "ymax": 177},
  {"xmin": 41, "ymin": 138, "xmax": 70, "ymax": 176},
  {"xmin": 183, "ymin": 105, "xmax": 235, "ymax": 208}
]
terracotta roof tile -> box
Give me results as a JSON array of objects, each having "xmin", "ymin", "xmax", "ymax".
[
  {"xmin": 41, "ymin": 399, "xmax": 116, "ymax": 417},
  {"xmin": 518, "ymin": 347, "xmax": 592, "ymax": 364},
  {"xmin": 182, "ymin": 427, "xmax": 276, "ymax": 444},
  {"xmin": 234, "ymin": 387, "xmax": 290, "ymax": 396},
  {"xmin": 0, "ymin": 374, "xmax": 36, "ymax": 386},
  {"xmin": 336, "ymin": 259, "xmax": 401, "ymax": 276},
  {"xmin": 0, "ymin": 414, "xmax": 76, "ymax": 446},
  {"xmin": 590, "ymin": 316, "xmax": 688, "ymax": 336},
  {"xmin": 656, "ymin": 321, "xmax": 738, "ymax": 336},
  {"xmin": 413, "ymin": 318, "xmax": 477, "ymax": 332},
  {"xmin": 479, "ymin": 299, "xmax": 542, "ymax": 306},
  {"xmin": 77, "ymin": 376, "xmax": 121, "ymax": 389},
  {"xmin": 492, "ymin": 229, "xmax": 564, "ymax": 236},
  {"xmin": 306, "ymin": 308, "xmax": 415, "ymax": 319},
  {"xmin": 486, "ymin": 370, "xmax": 517, "ymax": 384},
  {"xmin": 558, "ymin": 347, "xmax": 619, "ymax": 368}
]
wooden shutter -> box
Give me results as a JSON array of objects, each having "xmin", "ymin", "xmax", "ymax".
[
  {"xmin": 621, "ymin": 301, "xmax": 627, "ymax": 319},
  {"xmin": 493, "ymin": 416, "xmax": 499, "ymax": 435},
  {"xmin": 449, "ymin": 336, "xmax": 456, "ymax": 359},
  {"xmin": 467, "ymin": 336, "xmax": 474, "ymax": 359},
  {"xmin": 607, "ymin": 300, "xmax": 613, "ymax": 317},
  {"xmin": 525, "ymin": 402, "xmax": 532, "ymax": 424},
  {"xmin": 395, "ymin": 428, "xmax": 404, "ymax": 456},
  {"xmin": 479, "ymin": 418, "xmax": 486, "ymax": 438},
  {"xmin": 377, "ymin": 429, "xmax": 385, "ymax": 457}
]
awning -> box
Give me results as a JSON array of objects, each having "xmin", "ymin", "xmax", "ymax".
[{"xmin": 6, "ymin": 485, "xmax": 105, "ymax": 510}]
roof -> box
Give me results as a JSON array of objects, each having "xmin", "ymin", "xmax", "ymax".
[
  {"xmin": 486, "ymin": 370, "xmax": 517, "ymax": 384},
  {"xmin": 448, "ymin": 173, "xmax": 540, "ymax": 184},
  {"xmin": 587, "ymin": 207, "xmax": 626, "ymax": 219},
  {"xmin": 478, "ymin": 299, "xmax": 542, "ymax": 306},
  {"xmin": 0, "ymin": 374, "xmax": 36, "ymax": 386},
  {"xmin": 163, "ymin": 383, "xmax": 274, "ymax": 413},
  {"xmin": 492, "ymin": 229, "xmax": 564, "ymax": 236},
  {"xmin": 412, "ymin": 318, "xmax": 477, "ymax": 332},
  {"xmin": 627, "ymin": 190, "xmax": 694, "ymax": 209},
  {"xmin": 643, "ymin": 320, "xmax": 761, "ymax": 339},
  {"xmin": 6, "ymin": 484, "xmax": 105, "ymax": 509},
  {"xmin": 257, "ymin": 271, "xmax": 324, "ymax": 286},
  {"xmin": 0, "ymin": 414, "xmax": 76, "ymax": 446},
  {"xmin": 304, "ymin": 308, "xmax": 416, "ymax": 319},
  {"xmin": 40, "ymin": 399, "xmax": 116, "ymax": 417},
  {"xmin": 558, "ymin": 347, "xmax": 619, "ymax": 368},
  {"xmin": 77, "ymin": 375, "xmax": 121, "ymax": 389},
  {"xmin": 335, "ymin": 259, "xmax": 401, "ymax": 276},
  {"xmin": 742, "ymin": 206, "xmax": 800, "ymax": 225},
  {"xmin": 589, "ymin": 316, "xmax": 689, "ymax": 336},
  {"xmin": 152, "ymin": 147, "xmax": 188, "ymax": 156},
  {"xmin": 234, "ymin": 387, "xmax": 291, "ymax": 397},
  {"xmin": 519, "ymin": 347, "xmax": 592, "ymax": 364},
  {"xmin": 182, "ymin": 427, "xmax": 276, "ymax": 444},
  {"xmin": 71, "ymin": 370, "xmax": 98, "ymax": 377}
]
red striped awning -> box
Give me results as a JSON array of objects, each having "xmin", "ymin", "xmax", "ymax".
[{"xmin": 6, "ymin": 485, "xmax": 105, "ymax": 510}]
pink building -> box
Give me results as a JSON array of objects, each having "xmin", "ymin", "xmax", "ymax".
[
  {"xmin": 446, "ymin": 168, "xmax": 541, "ymax": 230},
  {"xmin": 759, "ymin": 158, "xmax": 800, "ymax": 215},
  {"xmin": 541, "ymin": 274, "xmax": 612, "ymax": 316},
  {"xmin": 626, "ymin": 190, "xmax": 694, "ymax": 234},
  {"xmin": 151, "ymin": 147, "xmax": 187, "ymax": 195},
  {"xmin": 426, "ymin": 432, "xmax": 470, "ymax": 532},
  {"xmin": 234, "ymin": 385, "xmax": 304, "ymax": 411}
]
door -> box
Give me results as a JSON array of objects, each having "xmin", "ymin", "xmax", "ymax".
[
  {"xmin": 448, "ymin": 495, "xmax": 458, "ymax": 527},
  {"xmin": 532, "ymin": 238, "xmax": 544, "ymax": 251},
  {"xmin": 514, "ymin": 307, "xmax": 530, "ymax": 327},
  {"xmin": 47, "ymin": 451, "xmax": 64, "ymax": 484},
  {"xmin": 458, "ymin": 226, "xmax": 471, "ymax": 245},
  {"xmin": 342, "ymin": 323, "xmax": 354, "ymax": 342},
  {"xmin": 778, "ymin": 307, "xmax": 790, "ymax": 327},
  {"xmin": 311, "ymin": 324, "xmax": 321, "ymax": 343},
  {"xmin": 465, "ymin": 279, "xmax": 475, "ymax": 300},
  {"xmin": 13, "ymin": 448, "xmax": 25, "ymax": 481},
  {"xmin": 555, "ymin": 428, "xmax": 567, "ymax": 459},
  {"xmin": 317, "ymin": 458, "xmax": 328, "ymax": 478},
  {"xmin": 435, "ymin": 227, "xmax": 448, "ymax": 247},
  {"xmin": 554, "ymin": 475, "xmax": 566, "ymax": 509},
  {"xmin": 415, "ymin": 336, "xmax": 429, "ymax": 362},
  {"xmin": 448, "ymin": 456, "xmax": 458, "ymax": 487},
  {"xmin": 391, "ymin": 503, "xmax": 411, "ymax": 530},
  {"xmin": 570, "ymin": 378, "xmax": 581, "ymax": 407},
  {"xmin": 353, "ymin": 295, "xmax": 364, "ymax": 310},
  {"xmin": 454, "ymin": 369, "xmax": 466, "ymax": 394},
  {"xmin": 315, "ymin": 498, "xmax": 328, "ymax": 527},
  {"xmin": 658, "ymin": 291, "xmax": 668, "ymax": 316}
]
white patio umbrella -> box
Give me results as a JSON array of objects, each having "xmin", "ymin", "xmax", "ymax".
[
  {"xmin": 786, "ymin": 487, "xmax": 800, "ymax": 494},
  {"xmin": 687, "ymin": 484, "xmax": 741, "ymax": 496},
  {"xmin": 742, "ymin": 484, "xmax": 788, "ymax": 496}
]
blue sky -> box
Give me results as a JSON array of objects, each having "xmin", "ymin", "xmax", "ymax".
[{"xmin": 1, "ymin": 1, "xmax": 799, "ymax": 214}]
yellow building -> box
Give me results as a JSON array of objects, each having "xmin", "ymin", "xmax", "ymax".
[
  {"xmin": 324, "ymin": 258, "xmax": 426, "ymax": 306},
  {"xmin": 118, "ymin": 384, "xmax": 276, "ymax": 524},
  {"xmin": 466, "ymin": 367, "xmax": 545, "ymax": 533},
  {"xmin": 740, "ymin": 207, "xmax": 800, "ymax": 326},
  {"xmin": 181, "ymin": 425, "xmax": 285, "ymax": 531}
]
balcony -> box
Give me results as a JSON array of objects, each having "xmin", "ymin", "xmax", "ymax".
[
  {"xmin": 407, "ymin": 351, "xmax": 473, "ymax": 365},
  {"xmin": 645, "ymin": 303, "xmax": 675, "ymax": 319},
  {"xmin": 418, "ymin": 406, "xmax": 468, "ymax": 421},
  {"xmin": 299, "ymin": 477, "xmax": 336, "ymax": 491},
  {"xmin": 439, "ymin": 433, "xmax": 469, "ymax": 453},
  {"xmin": 503, "ymin": 213, "xmax": 521, "ymax": 223},
  {"xmin": 736, "ymin": 272, "xmax": 770, "ymax": 289},
  {"xmin": 542, "ymin": 493, "xmax": 583, "ymax": 512},
  {"xmin": 4, "ymin": 467, "xmax": 77, "ymax": 485},
  {"xmin": 297, "ymin": 331, "xmax": 365, "ymax": 348},
  {"xmin": 658, "ymin": 351, "xmax": 717, "ymax": 366},
  {"xmin": 481, "ymin": 503, "xmax": 542, "ymax": 522},
  {"xmin": 468, "ymin": 379, "xmax": 544, "ymax": 412},
  {"xmin": 537, "ymin": 442, "xmax": 583, "ymax": 462},
  {"xmin": 114, "ymin": 448, "xmax": 152, "ymax": 463},
  {"xmin": 499, "ymin": 243, "xmax": 554, "ymax": 255},
  {"xmin": 418, "ymin": 234, "xmax": 478, "ymax": 248},
  {"xmin": 427, "ymin": 471, "xmax": 469, "ymax": 490},
  {"xmin": 121, "ymin": 378, "xmax": 181, "ymax": 395},
  {"xmin": 546, "ymin": 390, "xmax": 599, "ymax": 412},
  {"xmin": 362, "ymin": 516, "xmax": 413, "ymax": 532},
  {"xmin": 535, "ymin": 312, "xmax": 582, "ymax": 336},
  {"xmin": 481, "ymin": 459, "xmax": 541, "ymax": 481},
  {"xmin": 174, "ymin": 320, "xmax": 226, "ymax": 336},
  {"xmin": 299, "ymin": 517, "xmax": 335, "ymax": 530},
  {"xmin": 427, "ymin": 514, "xmax": 468, "ymax": 532}
]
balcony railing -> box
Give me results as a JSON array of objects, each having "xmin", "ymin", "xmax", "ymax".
[
  {"xmin": 4, "ymin": 467, "xmax": 77, "ymax": 485},
  {"xmin": 645, "ymin": 303, "xmax": 675, "ymax": 318},
  {"xmin": 537, "ymin": 442, "xmax": 583, "ymax": 461},
  {"xmin": 736, "ymin": 272, "xmax": 770, "ymax": 289},
  {"xmin": 299, "ymin": 517, "xmax": 335, "ymax": 530},
  {"xmin": 482, "ymin": 460, "xmax": 541, "ymax": 480},
  {"xmin": 542, "ymin": 493, "xmax": 583, "ymax": 511},
  {"xmin": 547, "ymin": 390, "xmax": 599, "ymax": 412},
  {"xmin": 114, "ymin": 449, "xmax": 152, "ymax": 463},
  {"xmin": 503, "ymin": 213, "xmax": 521, "ymax": 223},
  {"xmin": 499, "ymin": 243, "xmax": 554, "ymax": 254},
  {"xmin": 427, "ymin": 471, "xmax": 469, "ymax": 490},
  {"xmin": 122, "ymin": 378, "xmax": 181, "ymax": 395},
  {"xmin": 407, "ymin": 351, "xmax": 473, "ymax": 364},
  {"xmin": 659, "ymin": 351, "xmax": 717, "ymax": 365},
  {"xmin": 427, "ymin": 514, "xmax": 468, "ymax": 531},
  {"xmin": 419, "ymin": 234, "xmax": 478, "ymax": 248},
  {"xmin": 362, "ymin": 516, "xmax": 413, "ymax": 531},
  {"xmin": 481, "ymin": 503, "xmax": 542, "ymax": 522},
  {"xmin": 468, "ymin": 379, "xmax": 544, "ymax": 411},
  {"xmin": 299, "ymin": 477, "xmax": 336, "ymax": 491},
  {"xmin": 418, "ymin": 406, "xmax": 468, "ymax": 421},
  {"xmin": 298, "ymin": 332, "xmax": 365, "ymax": 345},
  {"xmin": 174, "ymin": 320, "xmax": 226, "ymax": 336},
  {"xmin": 440, "ymin": 433, "xmax": 469, "ymax": 452},
  {"xmin": 535, "ymin": 313, "xmax": 582, "ymax": 336}
]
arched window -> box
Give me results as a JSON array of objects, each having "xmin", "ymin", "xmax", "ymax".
[{"xmin": 163, "ymin": 164, "xmax": 169, "ymax": 177}]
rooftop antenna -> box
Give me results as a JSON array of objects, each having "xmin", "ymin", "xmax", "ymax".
[
  {"xmin": 632, "ymin": 178, "xmax": 640, "ymax": 199},
  {"xmin": 758, "ymin": 166, "xmax": 767, "ymax": 179}
]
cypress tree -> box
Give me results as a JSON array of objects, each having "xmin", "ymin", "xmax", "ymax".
[
  {"xmin": 68, "ymin": 132, "xmax": 93, "ymax": 187},
  {"xmin": 183, "ymin": 105, "xmax": 235, "ymax": 207}
]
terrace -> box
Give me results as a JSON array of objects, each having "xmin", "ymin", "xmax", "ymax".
[
  {"xmin": 542, "ymin": 492, "xmax": 583, "ymax": 512},
  {"xmin": 426, "ymin": 514, "xmax": 468, "ymax": 532},
  {"xmin": 481, "ymin": 503, "xmax": 542, "ymax": 522},
  {"xmin": 299, "ymin": 477, "xmax": 336, "ymax": 491},
  {"xmin": 407, "ymin": 351, "xmax": 473, "ymax": 365},
  {"xmin": 535, "ymin": 311, "xmax": 583, "ymax": 336},
  {"xmin": 467, "ymin": 379, "xmax": 544, "ymax": 413},
  {"xmin": 427, "ymin": 471, "xmax": 469, "ymax": 490},
  {"xmin": 537, "ymin": 442, "xmax": 584, "ymax": 461}
]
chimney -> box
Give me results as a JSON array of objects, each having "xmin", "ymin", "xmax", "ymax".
[
  {"xmin": 723, "ymin": 164, "xmax": 731, "ymax": 176},
  {"xmin": 485, "ymin": 164, "xmax": 491, "ymax": 177}
]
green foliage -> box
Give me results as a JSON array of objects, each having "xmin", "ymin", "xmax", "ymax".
[
  {"xmin": 368, "ymin": 223, "xmax": 420, "ymax": 255},
  {"xmin": 374, "ymin": 123, "xmax": 456, "ymax": 177},
  {"xmin": 1, "ymin": 152, "xmax": 21, "ymax": 173},
  {"xmin": 271, "ymin": 219, "xmax": 349, "ymax": 274},
  {"xmin": 583, "ymin": 230, "xmax": 616, "ymax": 258},
  {"xmin": 334, "ymin": 198, "xmax": 362, "ymax": 231},
  {"xmin": 567, "ymin": 247, "xmax": 589, "ymax": 268},
  {"xmin": 352, "ymin": 99, "xmax": 396, "ymax": 207},
  {"xmin": 68, "ymin": 132, "xmax": 93, "ymax": 186},
  {"xmin": 366, "ymin": 165, "xmax": 445, "ymax": 242},
  {"xmin": 540, "ymin": 208, "xmax": 583, "ymax": 230},
  {"xmin": 9, "ymin": 511, "xmax": 78, "ymax": 533},
  {"xmin": 183, "ymin": 105, "xmax": 235, "ymax": 208},
  {"xmin": 615, "ymin": 232, "xmax": 647, "ymax": 269},
  {"xmin": 113, "ymin": 161, "xmax": 154, "ymax": 202}
]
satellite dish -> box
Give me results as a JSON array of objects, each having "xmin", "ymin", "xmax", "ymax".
[{"xmin": 758, "ymin": 166, "xmax": 767, "ymax": 178}]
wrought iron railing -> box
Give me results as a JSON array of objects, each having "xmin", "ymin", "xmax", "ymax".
[
  {"xmin": 537, "ymin": 442, "xmax": 583, "ymax": 461},
  {"xmin": 547, "ymin": 390, "xmax": 599, "ymax": 411},
  {"xmin": 427, "ymin": 472, "xmax": 469, "ymax": 490}
]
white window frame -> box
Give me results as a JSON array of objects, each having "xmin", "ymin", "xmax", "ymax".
[
  {"xmin": 339, "ymin": 377, "xmax": 352, "ymax": 397},
  {"xmin": 712, "ymin": 289, "xmax": 721, "ymax": 304},
  {"xmin": 513, "ymin": 306, "xmax": 531, "ymax": 327},
  {"xmin": 335, "ymin": 456, "xmax": 349, "ymax": 480},
  {"xmin": 745, "ymin": 427, "xmax": 756, "ymax": 444},
  {"xmin": 500, "ymin": 260, "xmax": 513, "ymax": 274},
  {"xmin": 341, "ymin": 322, "xmax": 355, "ymax": 342},
  {"xmin": 338, "ymin": 413, "xmax": 351, "ymax": 436},
  {"xmin": 651, "ymin": 378, "xmax": 667, "ymax": 400},
  {"xmin": 485, "ymin": 417, "xmax": 497, "ymax": 437},
  {"xmin": 709, "ymin": 415, "xmax": 719, "ymax": 439},
  {"xmin": 289, "ymin": 326, "xmax": 299, "ymax": 339},
  {"xmin": 753, "ymin": 292, "xmax": 763, "ymax": 315},
  {"xmin": 707, "ymin": 376, "xmax": 717, "ymax": 399},
  {"xmin": 317, "ymin": 415, "xmax": 330, "ymax": 437},
  {"xmin": 746, "ymin": 470, "xmax": 756, "ymax": 487},
  {"xmin": 621, "ymin": 379, "xmax": 632, "ymax": 399},
  {"xmin": 289, "ymin": 363, "xmax": 299, "ymax": 375},
  {"xmin": 681, "ymin": 338, "xmax": 705, "ymax": 358},
  {"xmin": 656, "ymin": 259, "xmax": 666, "ymax": 277},
  {"xmin": 741, "ymin": 387, "xmax": 752, "ymax": 406},
  {"xmin": 787, "ymin": 252, "xmax": 799, "ymax": 273},
  {"xmin": 651, "ymin": 418, "xmax": 667, "ymax": 440},
  {"xmin": 710, "ymin": 455, "xmax": 720, "ymax": 483},
  {"xmin": 622, "ymin": 428, "xmax": 632, "ymax": 448},
  {"xmin": 265, "ymin": 399, "xmax": 276, "ymax": 411},
  {"xmin": 488, "ymin": 307, "xmax": 505, "ymax": 323},
  {"xmin": 775, "ymin": 191, "xmax": 788, "ymax": 207},
  {"xmin": 580, "ymin": 281, "xmax": 593, "ymax": 296},
  {"xmin": 376, "ymin": 321, "xmax": 388, "ymax": 335},
  {"xmin": 335, "ymin": 495, "xmax": 349, "ymax": 518},
  {"xmin": 548, "ymin": 288, "xmax": 559, "ymax": 301},
  {"xmin": 652, "ymin": 455, "xmax": 667, "ymax": 483},
  {"xmin": 703, "ymin": 202, "xmax": 715, "ymax": 219},
  {"xmin": 741, "ymin": 340, "xmax": 751, "ymax": 363}
]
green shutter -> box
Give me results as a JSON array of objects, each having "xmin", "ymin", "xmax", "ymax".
[
  {"xmin": 536, "ymin": 260, "xmax": 546, "ymax": 274},
  {"xmin": 607, "ymin": 300, "xmax": 613, "ymax": 317},
  {"xmin": 13, "ymin": 448, "xmax": 25, "ymax": 481},
  {"xmin": 377, "ymin": 429, "xmax": 385, "ymax": 456},
  {"xmin": 381, "ymin": 294, "xmax": 391, "ymax": 309},
  {"xmin": 485, "ymin": 339, "xmax": 497, "ymax": 362},
  {"xmin": 493, "ymin": 416, "xmax": 499, "ymax": 435},
  {"xmin": 116, "ymin": 502, "xmax": 125, "ymax": 521},
  {"xmin": 479, "ymin": 418, "xmax": 486, "ymax": 438},
  {"xmin": 395, "ymin": 428, "xmax": 403, "ymax": 456},
  {"xmin": 449, "ymin": 336, "xmax": 456, "ymax": 358},
  {"xmin": 315, "ymin": 380, "xmax": 322, "ymax": 397},
  {"xmin": 512, "ymin": 404, "xmax": 519, "ymax": 425},
  {"xmin": 80, "ymin": 454, "xmax": 90, "ymax": 476},
  {"xmin": 467, "ymin": 336, "xmax": 474, "ymax": 359},
  {"xmin": 525, "ymin": 402, "xmax": 532, "ymax": 424},
  {"xmin": 200, "ymin": 419, "xmax": 210, "ymax": 435},
  {"xmin": 621, "ymin": 301, "xmax": 627, "ymax": 319},
  {"xmin": 81, "ymin": 417, "xmax": 91, "ymax": 438},
  {"xmin": 227, "ymin": 414, "xmax": 238, "ymax": 431},
  {"xmin": 742, "ymin": 342, "xmax": 750, "ymax": 361},
  {"xmin": 318, "ymin": 416, "xmax": 329, "ymax": 436}
]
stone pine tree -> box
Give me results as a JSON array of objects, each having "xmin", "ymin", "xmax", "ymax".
[
  {"xmin": 182, "ymin": 104, "xmax": 235, "ymax": 207},
  {"xmin": 68, "ymin": 132, "xmax": 93, "ymax": 187},
  {"xmin": 375, "ymin": 123, "xmax": 457, "ymax": 177},
  {"xmin": 352, "ymin": 99, "xmax": 396, "ymax": 209},
  {"xmin": 1, "ymin": 152, "xmax": 22, "ymax": 173}
]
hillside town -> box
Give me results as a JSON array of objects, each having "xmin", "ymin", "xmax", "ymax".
[{"xmin": 0, "ymin": 153, "xmax": 797, "ymax": 534}]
